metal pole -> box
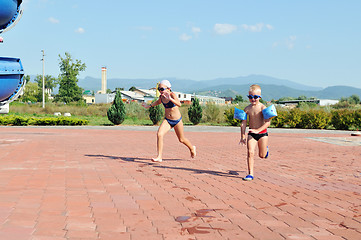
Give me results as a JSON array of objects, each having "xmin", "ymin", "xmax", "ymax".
[{"xmin": 41, "ymin": 50, "xmax": 45, "ymax": 108}]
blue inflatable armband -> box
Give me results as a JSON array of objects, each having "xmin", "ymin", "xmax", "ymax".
[
  {"xmin": 234, "ymin": 107, "xmax": 247, "ymax": 120},
  {"xmin": 262, "ymin": 104, "xmax": 277, "ymax": 120}
]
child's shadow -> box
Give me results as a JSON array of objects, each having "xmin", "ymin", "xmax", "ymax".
[{"xmin": 85, "ymin": 154, "xmax": 243, "ymax": 178}]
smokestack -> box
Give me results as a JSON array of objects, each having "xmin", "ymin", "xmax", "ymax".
[{"xmin": 101, "ymin": 67, "xmax": 107, "ymax": 94}]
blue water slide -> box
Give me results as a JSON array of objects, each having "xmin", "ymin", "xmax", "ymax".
[
  {"xmin": 0, "ymin": 0, "xmax": 22, "ymax": 32},
  {"xmin": 0, "ymin": 57, "xmax": 25, "ymax": 103},
  {"xmin": 0, "ymin": 0, "xmax": 24, "ymax": 113}
]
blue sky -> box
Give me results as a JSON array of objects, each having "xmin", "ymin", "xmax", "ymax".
[{"xmin": 1, "ymin": 0, "xmax": 361, "ymax": 89}]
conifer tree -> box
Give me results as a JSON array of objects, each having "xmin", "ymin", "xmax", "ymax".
[
  {"xmin": 107, "ymin": 91, "xmax": 126, "ymax": 125},
  {"xmin": 188, "ymin": 97, "xmax": 202, "ymax": 125},
  {"xmin": 55, "ymin": 52, "xmax": 86, "ymax": 103},
  {"xmin": 149, "ymin": 99, "xmax": 163, "ymax": 125}
]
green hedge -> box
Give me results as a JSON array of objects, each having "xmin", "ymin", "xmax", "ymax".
[
  {"xmin": 331, "ymin": 109, "xmax": 361, "ymax": 130},
  {"xmin": 224, "ymin": 107, "xmax": 360, "ymax": 130},
  {"xmin": 0, "ymin": 115, "xmax": 88, "ymax": 126}
]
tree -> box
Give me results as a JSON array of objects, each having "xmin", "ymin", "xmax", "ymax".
[
  {"xmin": 23, "ymin": 75, "xmax": 31, "ymax": 83},
  {"xmin": 34, "ymin": 74, "xmax": 58, "ymax": 102},
  {"xmin": 129, "ymin": 86, "xmax": 137, "ymax": 91},
  {"xmin": 188, "ymin": 97, "xmax": 202, "ymax": 125},
  {"xmin": 349, "ymin": 94, "xmax": 360, "ymax": 104},
  {"xmin": 55, "ymin": 52, "xmax": 86, "ymax": 103},
  {"xmin": 21, "ymin": 82, "xmax": 40, "ymax": 102},
  {"xmin": 233, "ymin": 95, "xmax": 244, "ymax": 103},
  {"xmin": 297, "ymin": 95, "xmax": 307, "ymax": 100},
  {"xmin": 149, "ymin": 99, "xmax": 163, "ymax": 125},
  {"xmin": 34, "ymin": 74, "xmax": 58, "ymax": 91},
  {"xmin": 107, "ymin": 91, "xmax": 126, "ymax": 125},
  {"xmin": 340, "ymin": 95, "xmax": 360, "ymax": 105}
]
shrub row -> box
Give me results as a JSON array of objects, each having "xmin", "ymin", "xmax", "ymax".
[
  {"xmin": 224, "ymin": 107, "xmax": 361, "ymax": 130},
  {"xmin": 0, "ymin": 115, "xmax": 88, "ymax": 126}
]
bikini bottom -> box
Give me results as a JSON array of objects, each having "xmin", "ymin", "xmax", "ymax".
[
  {"xmin": 165, "ymin": 117, "xmax": 182, "ymax": 128},
  {"xmin": 248, "ymin": 132, "xmax": 268, "ymax": 141}
]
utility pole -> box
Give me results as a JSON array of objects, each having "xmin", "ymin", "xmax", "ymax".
[{"xmin": 41, "ymin": 50, "xmax": 45, "ymax": 108}]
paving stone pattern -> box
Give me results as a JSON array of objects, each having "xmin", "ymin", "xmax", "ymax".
[{"xmin": 0, "ymin": 127, "xmax": 360, "ymax": 240}]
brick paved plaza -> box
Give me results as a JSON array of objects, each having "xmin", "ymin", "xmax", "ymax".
[{"xmin": 0, "ymin": 126, "xmax": 360, "ymax": 240}]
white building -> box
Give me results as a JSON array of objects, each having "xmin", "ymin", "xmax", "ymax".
[
  {"xmin": 94, "ymin": 91, "xmax": 147, "ymax": 104},
  {"xmin": 192, "ymin": 95, "xmax": 226, "ymax": 105},
  {"xmin": 94, "ymin": 93, "xmax": 115, "ymax": 104},
  {"xmin": 319, "ymin": 99, "xmax": 339, "ymax": 106},
  {"xmin": 133, "ymin": 88, "xmax": 157, "ymax": 104},
  {"xmin": 120, "ymin": 91, "xmax": 144, "ymax": 102},
  {"xmin": 278, "ymin": 99, "xmax": 340, "ymax": 107},
  {"xmin": 174, "ymin": 91, "xmax": 192, "ymax": 104}
]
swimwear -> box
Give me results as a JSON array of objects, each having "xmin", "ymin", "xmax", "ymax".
[
  {"xmin": 165, "ymin": 117, "xmax": 182, "ymax": 128},
  {"xmin": 161, "ymin": 99, "xmax": 176, "ymax": 108},
  {"xmin": 248, "ymin": 129, "xmax": 268, "ymax": 141}
]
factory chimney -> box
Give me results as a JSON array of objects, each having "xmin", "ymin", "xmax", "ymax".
[{"xmin": 101, "ymin": 67, "xmax": 107, "ymax": 94}]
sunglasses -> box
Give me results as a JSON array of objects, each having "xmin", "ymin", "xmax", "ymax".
[
  {"xmin": 158, "ymin": 87, "xmax": 168, "ymax": 91},
  {"xmin": 247, "ymin": 95, "xmax": 262, "ymax": 100}
]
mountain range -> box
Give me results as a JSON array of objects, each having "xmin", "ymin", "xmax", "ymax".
[{"xmin": 77, "ymin": 74, "xmax": 361, "ymax": 101}]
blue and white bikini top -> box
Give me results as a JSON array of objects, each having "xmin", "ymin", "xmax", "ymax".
[{"xmin": 161, "ymin": 98, "xmax": 176, "ymax": 108}]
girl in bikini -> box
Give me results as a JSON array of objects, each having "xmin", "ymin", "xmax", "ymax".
[{"xmin": 143, "ymin": 80, "xmax": 196, "ymax": 162}]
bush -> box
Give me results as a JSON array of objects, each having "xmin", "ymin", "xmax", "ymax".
[
  {"xmin": 0, "ymin": 115, "xmax": 88, "ymax": 126},
  {"xmin": 126, "ymin": 101, "xmax": 148, "ymax": 120},
  {"xmin": 224, "ymin": 107, "xmax": 241, "ymax": 126},
  {"xmin": 285, "ymin": 108, "xmax": 303, "ymax": 128},
  {"xmin": 107, "ymin": 91, "xmax": 126, "ymax": 125},
  {"xmin": 202, "ymin": 101, "xmax": 220, "ymax": 123},
  {"xmin": 354, "ymin": 110, "xmax": 361, "ymax": 130},
  {"xmin": 149, "ymin": 99, "xmax": 163, "ymax": 125},
  {"xmin": 331, "ymin": 109, "xmax": 357, "ymax": 130},
  {"xmin": 188, "ymin": 97, "xmax": 202, "ymax": 125},
  {"xmin": 271, "ymin": 108, "xmax": 287, "ymax": 128},
  {"xmin": 302, "ymin": 109, "xmax": 331, "ymax": 129}
]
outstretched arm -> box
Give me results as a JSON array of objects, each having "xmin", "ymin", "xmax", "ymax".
[{"xmin": 142, "ymin": 96, "xmax": 162, "ymax": 109}]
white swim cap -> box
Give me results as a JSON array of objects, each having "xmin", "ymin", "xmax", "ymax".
[{"xmin": 160, "ymin": 79, "xmax": 171, "ymax": 88}]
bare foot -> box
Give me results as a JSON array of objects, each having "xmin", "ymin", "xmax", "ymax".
[
  {"xmin": 191, "ymin": 146, "xmax": 196, "ymax": 158},
  {"xmin": 151, "ymin": 157, "xmax": 162, "ymax": 162}
]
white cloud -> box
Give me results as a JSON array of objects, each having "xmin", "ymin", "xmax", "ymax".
[
  {"xmin": 75, "ymin": 27, "xmax": 85, "ymax": 34},
  {"xmin": 191, "ymin": 27, "xmax": 201, "ymax": 38},
  {"xmin": 241, "ymin": 23, "xmax": 274, "ymax": 32},
  {"xmin": 266, "ymin": 24, "xmax": 274, "ymax": 30},
  {"xmin": 273, "ymin": 35, "xmax": 297, "ymax": 50},
  {"xmin": 286, "ymin": 35, "xmax": 296, "ymax": 49},
  {"xmin": 48, "ymin": 17, "xmax": 59, "ymax": 24},
  {"xmin": 192, "ymin": 27, "xmax": 201, "ymax": 34},
  {"xmin": 214, "ymin": 23, "xmax": 237, "ymax": 35},
  {"xmin": 289, "ymin": 35, "xmax": 297, "ymax": 41},
  {"xmin": 180, "ymin": 33, "xmax": 192, "ymax": 41}
]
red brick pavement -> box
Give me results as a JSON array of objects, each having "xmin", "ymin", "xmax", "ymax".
[{"xmin": 0, "ymin": 126, "xmax": 360, "ymax": 240}]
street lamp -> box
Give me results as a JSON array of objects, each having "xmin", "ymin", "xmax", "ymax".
[{"xmin": 41, "ymin": 50, "xmax": 45, "ymax": 108}]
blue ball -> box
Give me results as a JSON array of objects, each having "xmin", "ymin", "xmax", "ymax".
[{"xmin": 0, "ymin": 0, "xmax": 18, "ymax": 30}]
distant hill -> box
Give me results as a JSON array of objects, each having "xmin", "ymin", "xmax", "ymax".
[
  {"xmin": 195, "ymin": 84, "xmax": 361, "ymax": 101},
  {"xmin": 316, "ymin": 86, "xmax": 361, "ymax": 99},
  {"xmin": 78, "ymin": 74, "xmax": 321, "ymax": 93},
  {"xmin": 77, "ymin": 75, "xmax": 361, "ymax": 100}
]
